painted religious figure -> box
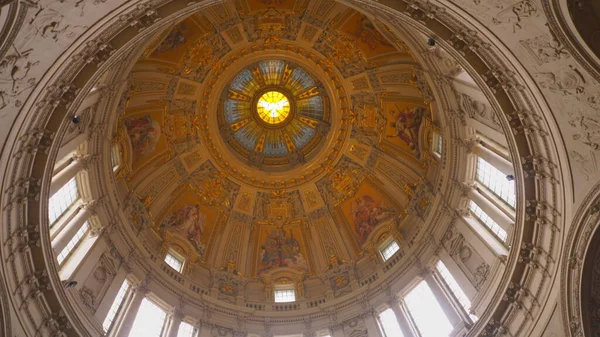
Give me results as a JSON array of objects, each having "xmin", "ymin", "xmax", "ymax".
[
  {"xmin": 258, "ymin": 227, "xmax": 308, "ymax": 273},
  {"xmin": 154, "ymin": 23, "xmax": 191, "ymax": 53},
  {"xmin": 353, "ymin": 15, "xmax": 392, "ymax": 49},
  {"xmin": 160, "ymin": 204, "xmax": 207, "ymax": 254},
  {"xmin": 386, "ymin": 105, "xmax": 426, "ymax": 157},
  {"xmin": 123, "ymin": 115, "xmax": 161, "ymax": 162},
  {"xmin": 351, "ymin": 194, "xmax": 395, "ymax": 245}
]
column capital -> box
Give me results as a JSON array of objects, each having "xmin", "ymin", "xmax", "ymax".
[
  {"xmin": 82, "ymin": 197, "xmax": 104, "ymax": 214},
  {"xmin": 72, "ymin": 153, "xmax": 99, "ymax": 171}
]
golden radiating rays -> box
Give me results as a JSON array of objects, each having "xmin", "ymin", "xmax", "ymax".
[{"xmin": 256, "ymin": 91, "xmax": 291, "ymax": 125}]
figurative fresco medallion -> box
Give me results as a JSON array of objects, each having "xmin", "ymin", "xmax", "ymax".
[
  {"xmin": 257, "ymin": 225, "xmax": 309, "ymax": 274},
  {"xmin": 149, "ymin": 17, "xmax": 213, "ymax": 63},
  {"xmin": 158, "ymin": 190, "xmax": 219, "ymax": 257},
  {"xmin": 383, "ymin": 101, "xmax": 428, "ymax": 158},
  {"xmin": 340, "ymin": 182, "xmax": 397, "ymax": 247},
  {"xmin": 160, "ymin": 204, "xmax": 206, "ymax": 252},
  {"xmin": 339, "ymin": 12, "xmax": 395, "ymax": 59},
  {"xmin": 123, "ymin": 114, "xmax": 162, "ymax": 164},
  {"xmin": 154, "ymin": 22, "xmax": 193, "ymax": 54}
]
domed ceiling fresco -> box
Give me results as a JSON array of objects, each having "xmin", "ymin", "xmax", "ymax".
[{"xmin": 113, "ymin": 0, "xmax": 440, "ymax": 289}]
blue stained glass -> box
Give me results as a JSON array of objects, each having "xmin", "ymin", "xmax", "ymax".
[
  {"xmin": 288, "ymin": 120, "xmax": 316, "ymax": 148},
  {"xmin": 224, "ymin": 99, "xmax": 251, "ymax": 123},
  {"xmin": 234, "ymin": 123, "xmax": 261, "ymax": 150},
  {"xmin": 263, "ymin": 132, "xmax": 288, "ymax": 157},
  {"xmin": 230, "ymin": 69, "xmax": 260, "ymax": 95},
  {"xmin": 259, "ymin": 60, "xmax": 285, "ymax": 86},
  {"xmin": 288, "ymin": 68, "xmax": 315, "ymax": 94},
  {"xmin": 297, "ymin": 96, "xmax": 324, "ymax": 120}
]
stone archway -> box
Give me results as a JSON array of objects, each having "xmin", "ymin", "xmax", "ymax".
[
  {"xmin": 0, "ymin": 1, "xmax": 567, "ymax": 336},
  {"xmin": 582, "ymin": 223, "xmax": 600, "ymax": 336}
]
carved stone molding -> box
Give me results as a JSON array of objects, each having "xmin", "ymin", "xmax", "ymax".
[{"xmin": 0, "ymin": 1, "xmax": 567, "ymax": 337}]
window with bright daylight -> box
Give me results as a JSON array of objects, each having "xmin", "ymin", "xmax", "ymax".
[
  {"xmin": 404, "ymin": 281, "xmax": 453, "ymax": 337},
  {"xmin": 57, "ymin": 221, "xmax": 90, "ymax": 265},
  {"xmin": 468, "ymin": 200, "xmax": 508, "ymax": 242},
  {"xmin": 102, "ymin": 279, "xmax": 131, "ymax": 332},
  {"xmin": 436, "ymin": 261, "xmax": 478, "ymax": 322},
  {"xmin": 177, "ymin": 321, "xmax": 196, "ymax": 337},
  {"xmin": 433, "ymin": 132, "xmax": 443, "ymax": 156},
  {"xmin": 378, "ymin": 308, "xmax": 404, "ymax": 337},
  {"xmin": 128, "ymin": 298, "xmax": 167, "ymax": 337},
  {"xmin": 48, "ymin": 177, "xmax": 79, "ymax": 225},
  {"xmin": 476, "ymin": 157, "xmax": 516, "ymax": 207},
  {"xmin": 274, "ymin": 289, "xmax": 296, "ymax": 303},
  {"xmin": 110, "ymin": 145, "xmax": 121, "ymax": 170},
  {"xmin": 380, "ymin": 240, "xmax": 400, "ymax": 261},
  {"xmin": 164, "ymin": 251, "xmax": 185, "ymax": 273}
]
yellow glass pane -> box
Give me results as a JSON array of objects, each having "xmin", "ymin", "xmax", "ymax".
[{"xmin": 256, "ymin": 91, "xmax": 291, "ymax": 125}]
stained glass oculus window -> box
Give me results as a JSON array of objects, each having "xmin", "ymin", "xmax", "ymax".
[{"xmin": 220, "ymin": 60, "xmax": 330, "ymax": 168}]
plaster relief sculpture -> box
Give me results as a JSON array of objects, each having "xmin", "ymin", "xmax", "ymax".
[
  {"xmin": 570, "ymin": 150, "xmax": 597, "ymax": 181},
  {"xmin": 520, "ymin": 33, "xmax": 571, "ymax": 65},
  {"xmin": 491, "ymin": 0, "xmax": 538, "ymax": 33},
  {"xmin": 534, "ymin": 65, "xmax": 586, "ymax": 96}
]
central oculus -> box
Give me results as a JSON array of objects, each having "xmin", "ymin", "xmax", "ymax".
[
  {"xmin": 219, "ymin": 59, "xmax": 330, "ymax": 170},
  {"xmin": 256, "ymin": 91, "xmax": 291, "ymax": 125}
]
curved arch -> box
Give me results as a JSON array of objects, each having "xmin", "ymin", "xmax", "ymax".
[
  {"xmin": 0, "ymin": 1, "xmax": 569, "ymax": 336},
  {"xmin": 543, "ymin": 0, "xmax": 600, "ymax": 82},
  {"xmin": 562, "ymin": 181, "xmax": 600, "ymax": 337}
]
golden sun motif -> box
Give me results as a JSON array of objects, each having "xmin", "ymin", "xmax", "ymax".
[{"xmin": 256, "ymin": 91, "xmax": 291, "ymax": 125}]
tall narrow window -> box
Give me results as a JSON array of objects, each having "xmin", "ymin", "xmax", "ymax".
[
  {"xmin": 164, "ymin": 250, "xmax": 185, "ymax": 273},
  {"xmin": 404, "ymin": 281, "xmax": 453, "ymax": 337},
  {"xmin": 435, "ymin": 261, "xmax": 478, "ymax": 322},
  {"xmin": 57, "ymin": 221, "xmax": 90, "ymax": 265},
  {"xmin": 476, "ymin": 157, "xmax": 515, "ymax": 207},
  {"xmin": 110, "ymin": 145, "xmax": 121, "ymax": 170},
  {"xmin": 128, "ymin": 298, "xmax": 167, "ymax": 337},
  {"xmin": 378, "ymin": 308, "xmax": 404, "ymax": 337},
  {"xmin": 380, "ymin": 240, "xmax": 400, "ymax": 261},
  {"xmin": 102, "ymin": 279, "xmax": 131, "ymax": 332},
  {"xmin": 469, "ymin": 200, "xmax": 508, "ymax": 242},
  {"xmin": 433, "ymin": 132, "xmax": 443, "ymax": 157},
  {"xmin": 274, "ymin": 289, "xmax": 296, "ymax": 303},
  {"xmin": 177, "ymin": 321, "xmax": 196, "ymax": 337},
  {"xmin": 48, "ymin": 177, "xmax": 79, "ymax": 225}
]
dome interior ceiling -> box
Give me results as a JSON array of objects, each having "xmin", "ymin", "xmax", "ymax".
[{"xmin": 114, "ymin": 0, "xmax": 440, "ymax": 278}]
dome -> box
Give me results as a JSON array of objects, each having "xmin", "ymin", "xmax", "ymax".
[{"xmin": 0, "ymin": 0, "xmax": 598, "ymax": 337}]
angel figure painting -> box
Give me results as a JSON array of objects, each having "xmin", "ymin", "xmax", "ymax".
[
  {"xmin": 154, "ymin": 22, "xmax": 192, "ymax": 54},
  {"xmin": 351, "ymin": 193, "xmax": 395, "ymax": 245},
  {"xmin": 340, "ymin": 12, "xmax": 397, "ymax": 59},
  {"xmin": 353, "ymin": 15, "xmax": 392, "ymax": 50},
  {"xmin": 258, "ymin": 227, "xmax": 308, "ymax": 274},
  {"xmin": 385, "ymin": 104, "xmax": 426, "ymax": 157},
  {"xmin": 160, "ymin": 204, "xmax": 207, "ymax": 254},
  {"xmin": 123, "ymin": 115, "xmax": 161, "ymax": 162}
]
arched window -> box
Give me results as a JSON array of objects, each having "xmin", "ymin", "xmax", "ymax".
[
  {"xmin": 435, "ymin": 260, "xmax": 478, "ymax": 322},
  {"xmin": 468, "ymin": 200, "xmax": 508, "ymax": 242},
  {"xmin": 377, "ymin": 308, "xmax": 404, "ymax": 337},
  {"xmin": 102, "ymin": 279, "xmax": 131, "ymax": 333},
  {"xmin": 404, "ymin": 281, "xmax": 453, "ymax": 337},
  {"xmin": 274, "ymin": 287, "xmax": 296, "ymax": 303},
  {"xmin": 164, "ymin": 249, "xmax": 185, "ymax": 273},
  {"xmin": 48, "ymin": 177, "xmax": 80, "ymax": 226},
  {"xmin": 432, "ymin": 131, "xmax": 443, "ymax": 157},
  {"xmin": 379, "ymin": 239, "xmax": 400, "ymax": 261},
  {"xmin": 475, "ymin": 157, "xmax": 515, "ymax": 208},
  {"xmin": 177, "ymin": 321, "xmax": 196, "ymax": 337},
  {"xmin": 129, "ymin": 298, "xmax": 168, "ymax": 337},
  {"xmin": 110, "ymin": 144, "xmax": 121, "ymax": 171}
]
